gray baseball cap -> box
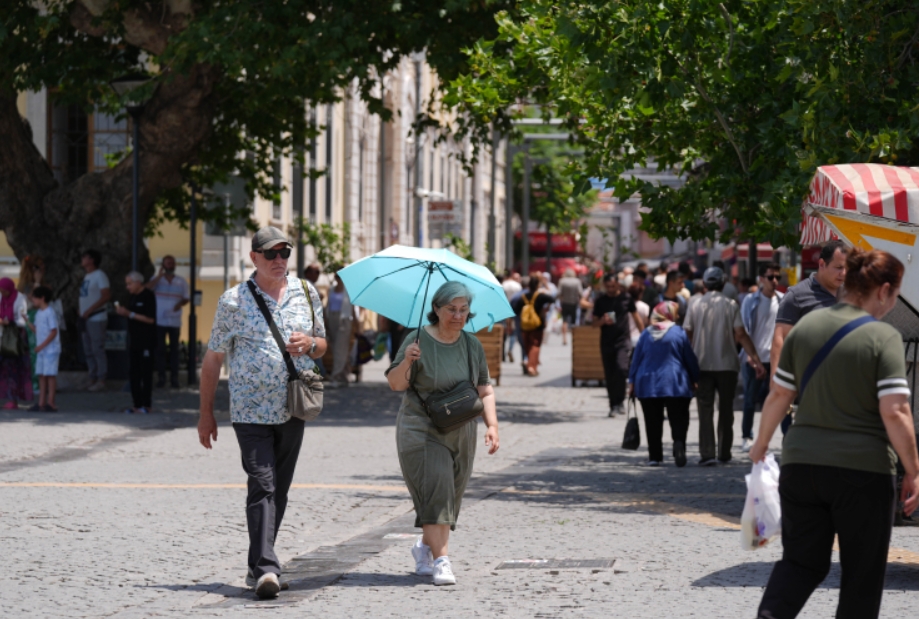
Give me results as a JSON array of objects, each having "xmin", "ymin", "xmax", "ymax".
[
  {"xmin": 702, "ymin": 266, "xmax": 725, "ymax": 287},
  {"xmin": 251, "ymin": 226, "xmax": 292, "ymax": 251}
]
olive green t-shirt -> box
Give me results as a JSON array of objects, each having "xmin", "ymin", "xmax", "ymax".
[
  {"xmin": 385, "ymin": 328, "xmax": 491, "ymax": 406},
  {"xmin": 775, "ymin": 303, "xmax": 908, "ymax": 475}
]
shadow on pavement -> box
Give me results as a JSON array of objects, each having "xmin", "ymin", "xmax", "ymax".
[
  {"xmin": 692, "ymin": 561, "xmax": 919, "ymax": 591},
  {"xmin": 328, "ymin": 572, "xmax": 428, "ymax": 588}
]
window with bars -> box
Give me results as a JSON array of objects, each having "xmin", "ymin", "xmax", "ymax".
[{"xmin": 48, "ymin": 104, "xmax": 129, "ymax": 185}]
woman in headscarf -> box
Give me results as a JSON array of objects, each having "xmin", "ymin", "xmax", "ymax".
[
  {"xmin": 0, "ymin": 277, "xmax": 32, "ymax": 409},
  {"xmin": 628, "ymin": 301, "xmax": 699, "ymax": 467}
]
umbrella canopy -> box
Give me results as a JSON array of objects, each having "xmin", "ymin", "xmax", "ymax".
[{"xmin": 336, "ymin": 245, "xmax": 514, "ymax": 333}]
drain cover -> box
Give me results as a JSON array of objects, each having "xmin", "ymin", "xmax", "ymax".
[{"xmin": 495, "ymin": 559, "xmax": 615, "ymax": 570}]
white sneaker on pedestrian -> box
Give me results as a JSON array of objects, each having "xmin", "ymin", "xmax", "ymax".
[
  {"xmin": 607, "ymin": 405, "xmax": 622, "ymax": 418},
  {"xmin": 87, "ymin": 380, "xmax": 105, "ymax": 392},
  {"xmin": 432, "ymin": 556, "xmax": 456, "ymax": 586},
  {"xmin": 247, "ymin": 569, "xmax": 288, "ymax": 591},
  {"xmin": 255, "ymin": 572, "xmax": 280, "ymax": 599},
  {"xmin": 411, "ymin": 538, "xmax": 434, "ymax": 576},
  {"xmin": 647, "ymin": 460, "xmax": 661, "ymax": 467},
  {"xmin": 741, "ymin": 438, "xmax": 752, "ymax": 453}
]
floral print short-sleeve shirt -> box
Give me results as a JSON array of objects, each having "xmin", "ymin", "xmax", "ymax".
[{"xmin": 208, "ymin": 274, "xmax": 326, "ymax": 424}]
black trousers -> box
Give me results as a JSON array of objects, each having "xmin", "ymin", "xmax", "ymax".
[
  {"xmin": 696, "ymin": 370, "xmax": 737, "ymax": 461},
  {"xmin": 757, "ymin": 463, "xmax": 896, "ymax": 619},
  {"xmin": 233, "ymin": 418, "xmax": 305, "ymax": 578},
  {"xmin": 128, "ymin": 346, "xmax": 154, "ymax": 409},
  {"xmin": 600, "ymin": 342, "xmax": 631, "ymax": 409},
  {"xmin": 155, "ymin": 326, "xmax": 181, "ymax": 385},
  {"xmin": 638, "ymin": 397, "xmax": 691, "ymax": 463}
]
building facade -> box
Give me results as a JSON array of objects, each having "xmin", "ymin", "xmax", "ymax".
[{"xmin": 10, "ymin": 57, "xmax": 508, "ymax": 343}]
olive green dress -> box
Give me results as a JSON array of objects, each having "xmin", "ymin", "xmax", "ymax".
[{"xmin": 386, "ymin": 327, "xmax": 490, "ymax": 530}]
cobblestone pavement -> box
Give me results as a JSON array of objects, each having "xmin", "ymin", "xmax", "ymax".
[{"xmin": 1, "ymin": 334, "xmax": 918, "ymax": 618}]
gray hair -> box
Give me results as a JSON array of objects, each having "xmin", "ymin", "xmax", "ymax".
[
  {"xmin": 427, "ymin": 281, "xmax": 476, "ymax": 325},
  {"xmin": 126, "ymin": 271, "xmax": 145, "ymax": 284}
]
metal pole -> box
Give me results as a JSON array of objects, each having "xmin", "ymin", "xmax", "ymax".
[
  {"xmin": 295, "ymin": 145, "xmax": 305, "ymax": 276},
  {"xmin": 470, "ymin": 172, "xmax": 477, "ymax": 257},
  {"xmin": 487, "ymin": 127, "xmax": 497, "ymax": 267},
  {"xmin": 130, "ymin": 108, "xmax": 141, "ymax": 272},
  {"xmin": 413, "ymin": 57, "xmax": 424, "ymax": 248},
  {"xmin": 188, "ymin": 184, "xmax": 198, "ymax": 386},
  {"xmin": 309, "ymin": 107, "xmax": 317, "ymax": 224},
  {"xmin": 223, "ymin": 194, "xmax": 230, "ymax": 291},
  {"xmin": 379, "ymin": 114, "xmax": 386, "ymax": 250},
  {"xmin": 505, "ymin": 139, "xmax": 514, "ymax": 271},
  {"xmin": 522, "ymin": 152, "xmax": 531, "ymax": 276},
  {"xmin": 748, "ymin": 235, "xmax": 758, "ymax": 281}
]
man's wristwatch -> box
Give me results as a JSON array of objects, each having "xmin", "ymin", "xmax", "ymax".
[{"xmin": 308, "ymin": 338, "xmax": 317, "ymax": 357}]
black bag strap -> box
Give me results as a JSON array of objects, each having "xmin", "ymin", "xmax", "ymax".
[
  {"xmin": 799, "ymin": 315, "xmax": 876, "ymax": 395},
  {"xmin": 247, "ymin": 280, "xmax": 298, "ymax": 382},
  {"xmin": 408, "ymin": 329, "xmax": 476, "ymax": 408}
]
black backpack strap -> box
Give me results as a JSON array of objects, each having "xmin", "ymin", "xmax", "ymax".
[{"xmin": 246, "ymin": 280, "xmax": 298, "ymax": 382}]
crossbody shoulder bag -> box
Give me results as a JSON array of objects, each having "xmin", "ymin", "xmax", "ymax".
[
  {"xmin": 409, "ymin": 330, "xmax": 485, "ymax": 433},
  {"xmin": 798, "ymin": 314, "xmax": 876, "ymax": 395},
  {"xmin": 247, "ymin": 279, "xmax": 324, "ymax": 421}
]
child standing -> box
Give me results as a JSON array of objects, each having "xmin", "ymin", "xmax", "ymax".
[{"xmin": 28, "ymin": 286, "xmax": 59, "ymax": 412}]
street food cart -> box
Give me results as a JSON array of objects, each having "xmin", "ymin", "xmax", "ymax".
[{"xmin": 801, "ymin": 164, "xmax": 919, "ymax": 431}]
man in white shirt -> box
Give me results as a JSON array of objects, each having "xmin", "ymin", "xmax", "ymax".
[
  {"xmin": 79, "ymin": 250, "xmax": 110, "ymax": 391},
  {"xmin": 146, "ymin": 255, "xmax": 190, "ymax": 388},
  {"xmin": 739, "ymin": 262, "xmax": 784, "ymax": 452},
  {"xmin": 501, "ymin": 272, "xmax": 522, "ymax": 362}
]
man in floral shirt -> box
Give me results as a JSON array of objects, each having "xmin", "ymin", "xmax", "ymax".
[{"xmin": 198, "ymin": 227, "xmax": 326, "ymax": 599}]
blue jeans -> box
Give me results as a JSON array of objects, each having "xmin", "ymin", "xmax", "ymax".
[{"xmin": 741, "ymin": 361, "xmax": 771, "ymax": 440}]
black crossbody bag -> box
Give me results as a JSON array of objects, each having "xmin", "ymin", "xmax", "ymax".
[
  {"xmin": 409, "ymin": 331, "xmax": 485, "ymax": 433},
  {"xmin": 248, "ymin": 280, "xmax": 324, "ymax": 421}
]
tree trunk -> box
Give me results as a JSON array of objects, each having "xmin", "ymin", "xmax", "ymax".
[{"xmin": 0, "ymin": 63, "xmax": 218, "ymax": 368}]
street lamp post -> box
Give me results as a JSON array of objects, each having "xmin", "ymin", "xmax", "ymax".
[{"xmin": 110, "ymin": 74, "xmax": 151, "ymax": 273}]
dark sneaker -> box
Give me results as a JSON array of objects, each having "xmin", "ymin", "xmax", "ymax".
[
  {"xmin": 255, "ymin": 573, "xmax": 280, "ymax": 599},
  {"xmin": 247, "ymin": 570, "xmax": 288, "ymax": 590},
  {"xmin": 673, "ymin": 441, "xmax": 687, "ymax": 468}
]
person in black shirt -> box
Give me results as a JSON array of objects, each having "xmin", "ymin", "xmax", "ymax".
[
  {"xmin": 117, "ymin": 271, "xmax": 157, "ymax": 414},
  {"xmin": 512, "ymin": 274, "xmax": 555, "ymax": 376},
  {"xmin": 593, "ymin": 272, "xmax": 644, "ymax": 416}
]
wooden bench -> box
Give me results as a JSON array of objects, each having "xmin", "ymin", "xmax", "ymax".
[
  {"xmin": 571, "ymin": 325, "xmax": 605, "ymax": 387},
  {"xmin": 474, "ymin": 324, "xmax": 504, "ymax": 386}
]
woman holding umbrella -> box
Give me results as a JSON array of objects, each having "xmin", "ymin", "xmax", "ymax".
[{"xmin": 386, "ymin": 281, "xmax": 500, "ymax": 586}]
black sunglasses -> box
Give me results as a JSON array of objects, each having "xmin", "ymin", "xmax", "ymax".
[
  {"xmin": 763, "ymin": 274, "xmax": 779, "ymax": 281},
  {"xmin": 256, "ymin": 247, "xmax": 291, "ymax": 260}
]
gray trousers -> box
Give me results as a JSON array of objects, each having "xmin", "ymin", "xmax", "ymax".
[
  {"xmin": 696, "ymin": 370, "xmax": 737, "ymax": 461},
  {"xmin": 327, "ymin": 312, "xmax": 352, "ymax": 383},
  {"xmin": 233, "ymin": 417, "xmax": 305, "ymax": 578},
  {"xmin": 81, "ymin": 320, "xmax": 107, "ymax": 381}
]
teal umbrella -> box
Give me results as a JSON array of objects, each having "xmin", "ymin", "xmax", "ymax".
[{"xmin": 336, "ymin": 245, "xmax": 514, "ymax": 334}]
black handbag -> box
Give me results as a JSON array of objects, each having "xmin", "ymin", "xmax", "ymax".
[
  {"xmin": 409, "ymin": 332, "xmax": 485, "ymax": 433},
  {"xmin": 621, "ymin": 397, "xmax": 641, "ymax": 450},
  {"xmin": 0, "ymin": 324, "xmax": 20, "ymax": 358},
  {"xmin": 248, "ymin": 280, "xmax": 324, "ymax": 421}
]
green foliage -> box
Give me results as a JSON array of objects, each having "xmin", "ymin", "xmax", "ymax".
[
  {"xmin": 299, "ymin": 220, "xmax": 351, "ymax": 274},
  {"xmin": 444, "ymin": 0, "xmax": 919, "ymax": 249},
  {"xmin": 443, "ymin": 232, "xmax": 474, "ymax": 261},
  {"xmin": 0, "ymin": 0, "xmax": 513, "ymax": 225},
  {"xmin": 511, "ymin": 138, "xmax": 596, "ymax": 234}
]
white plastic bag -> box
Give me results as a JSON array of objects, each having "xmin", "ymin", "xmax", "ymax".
[{"xmin": 740, "ymin": 453, "xmax": 782, "ymax": 550}]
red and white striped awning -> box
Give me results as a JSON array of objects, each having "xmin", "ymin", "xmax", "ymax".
[{"xmin": 800, "ymin": 164, "xmax": 919, "ymax": 246}]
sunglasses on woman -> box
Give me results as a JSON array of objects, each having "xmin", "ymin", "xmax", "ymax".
[{"xmin": 255, "ymin": 247, "xmax": 292, "ymax": 260}]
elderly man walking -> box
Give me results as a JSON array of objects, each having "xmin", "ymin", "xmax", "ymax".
[
  {"xmin": 198, "ymin": 227, "xmax": 327, "ymax": 600},
  {"xmin": 684, "ymin": 266, "xmax": 764, "ymax": 465}
]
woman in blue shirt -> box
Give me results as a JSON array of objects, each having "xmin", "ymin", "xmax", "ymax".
[{"xmin": 628, "ymin": 302, "xmax": 700, "ymax": 467}]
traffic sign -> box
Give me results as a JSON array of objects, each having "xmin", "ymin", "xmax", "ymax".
[{"xmin": 428, "ymin": 200, "xmax": 462, "ymax": 223}]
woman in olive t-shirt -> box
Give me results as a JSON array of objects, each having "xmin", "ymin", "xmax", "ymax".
[
  {"xmin": 749, "ymin": 248, "xmax": 919, "ymax": 619},
  {"xmin": 385, "ymin": 281, "xmax": 500, "ymax": 587}
]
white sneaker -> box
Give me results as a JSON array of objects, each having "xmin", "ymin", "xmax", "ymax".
[
  {"xmin": 741, "ymin": 438, "xmax": 752, "ymax": 453},
  {"xmin": 411, "ymin": 538, "xmax": 434, "ymax": 576},
  {"xmin": 432, "ymin": 557, "xmax": 456, "ymax": 586},
  {"xmin": 255, "ymin": 572, "xmax": 280, "ymax": 599},
  {"xmin": 87, "ymin": 380, "xmax": 106, "ymax": 392}
]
